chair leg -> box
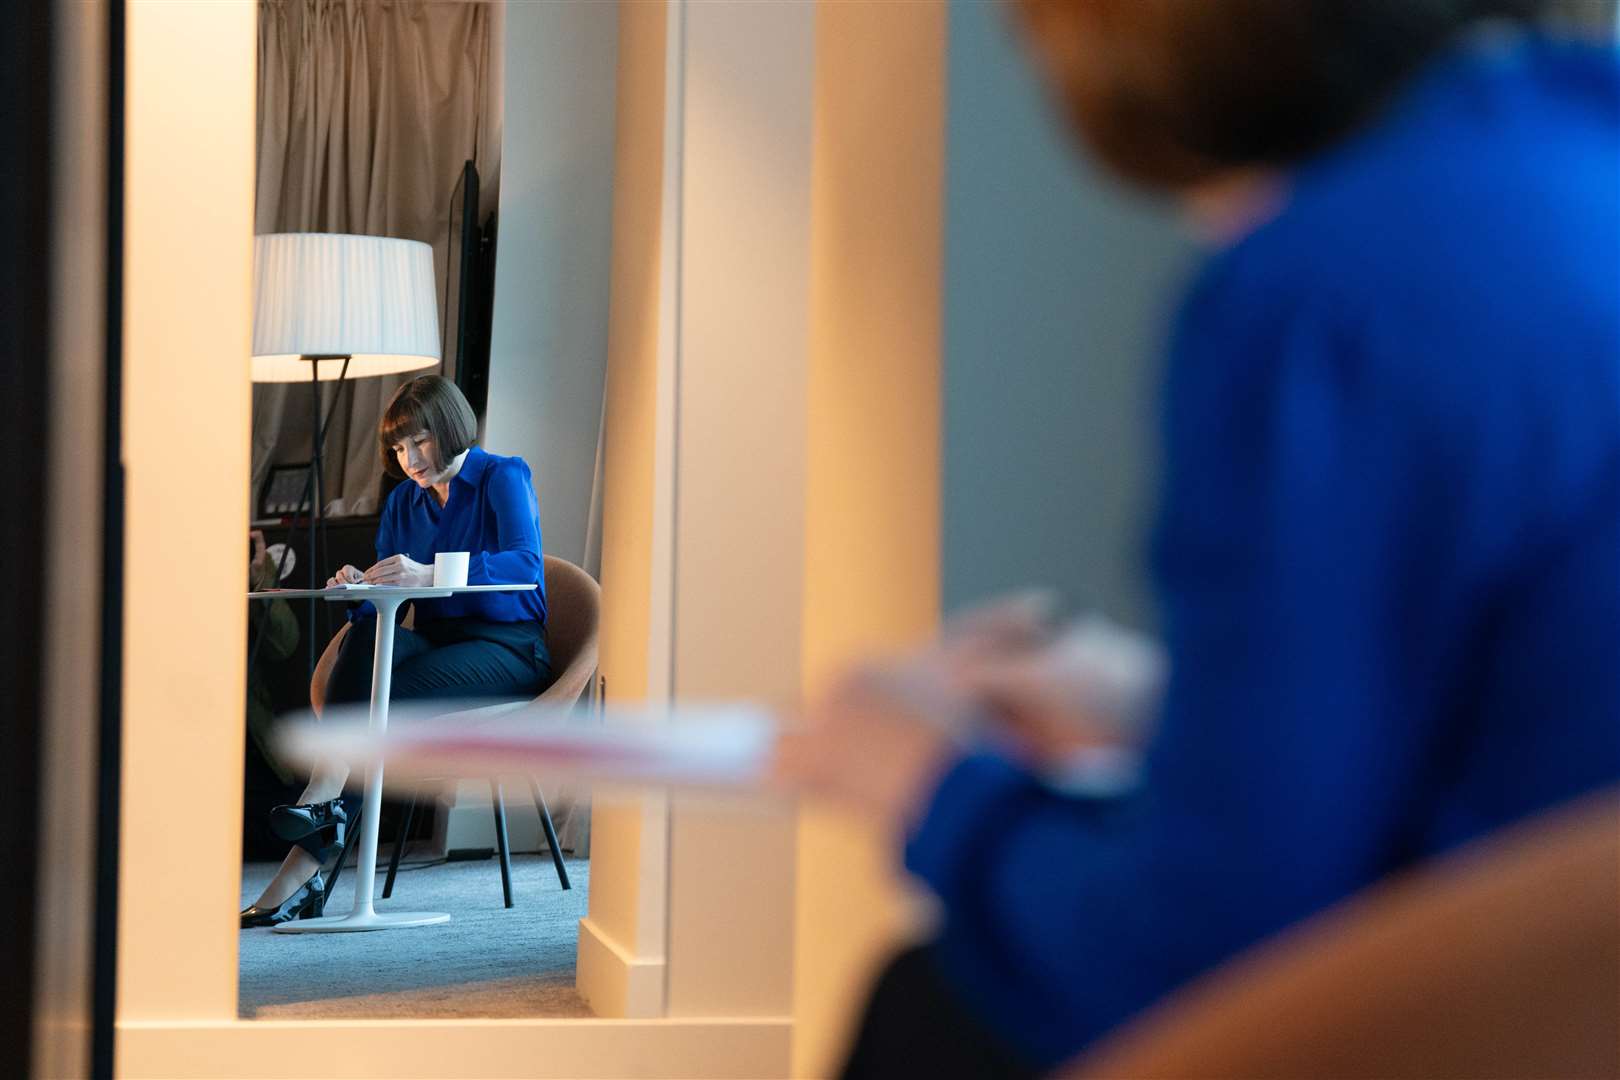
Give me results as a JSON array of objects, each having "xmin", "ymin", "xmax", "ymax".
[
  {"xmin": 323, "ymin": 804, "xmax": 359, "ymax": 902},
  {"xmin": 382, "ymin": 792, "xmax": 418, "ymax": 900},
  {"xmin": 529, "ymin": 776, "xmax": 572, "ymax": 891},
  {"xmin": 492, "ymin": 780, "xmax": 515, "ymax": 909}
]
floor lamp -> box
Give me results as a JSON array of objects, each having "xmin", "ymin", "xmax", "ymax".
[{"xmin": 251, "ymin": 232, "xmax": 440, "ymax": 675}]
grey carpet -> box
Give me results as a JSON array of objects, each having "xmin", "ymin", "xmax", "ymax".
[{"xmin": 239, "ymin": 854, "xmax": 593, "ymax": 1019}]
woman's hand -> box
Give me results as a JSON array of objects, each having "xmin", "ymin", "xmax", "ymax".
[
  {"xmin": 776, "ymin": 664, "xmax": 969, "ymax": 827},
  {"xmin": 774, "ymin": 594, "xmax": 1052, "ymax": 824},
  {"xmin": 326, "ymin": 564, "xmax": 365, "ymax": 588},
  {"xmin": 249, "ymin": 530, "xmax": 277, "ymax": 591},
  {"xmin": 363, "ymin": 554, "xmax": 433, "ymax": 587},
  {"xmin": 962, "ymin": 616, "xmax": 1166, "ymax": 763},
  {"xmin": 774, "ymin": 596, "xmax": 1164, "ymax": 823}
]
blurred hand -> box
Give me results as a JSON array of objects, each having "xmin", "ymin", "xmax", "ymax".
[
  {"xmin": 776, "ymin": 663, "xmax": 968, "ymax": 827},
  {"xmin": 363, "ymin": 554, "xmax": 433, "ymax": 587},
  {"xmin": 248, "ymin": 530, "xmax": 280, "ymax": 592},
  {"xmin": 775, "ymin": 595, "xmax": 1165, "ymax": 823},
  {"xmin": 775, "ymin": 594, "xmax": 1054, "ymax": 823},
  {"xmin": 326, "ymin": 564, "xmax": 365, "ymax": 588},
  {"xmin": 964, "ymin": 615, "xmax": 1166, "ymax": 763}
]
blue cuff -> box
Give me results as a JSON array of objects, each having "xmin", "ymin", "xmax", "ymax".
[{"xmin": 904, "ymin": 751, "xmax": 1036, "ymax": 900}]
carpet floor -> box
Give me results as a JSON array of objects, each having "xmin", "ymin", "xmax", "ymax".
[{"xmin": 238, "ymin": 854, "xmax": 593, "ymax": 1020}]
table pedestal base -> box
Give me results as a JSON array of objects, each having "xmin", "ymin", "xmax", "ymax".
[
  {"xmin": 274, "ymin": 909, "xmax": 451, "ymax": 934},
  {"xmin": 247, "ymin": 587, "xmax": 534, "ymax": 938}
]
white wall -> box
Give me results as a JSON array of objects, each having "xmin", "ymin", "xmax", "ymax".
[
  {"xmin": 454, "ymin": 0, "xmax": 621, "ymax": 851},
  {"xmin": 484, "ymin": 0, "xmax": 619, "ymax": 570},
  {"xmin": 941, "ymin": 0, "xmax": 1197, "ymax": 630}
]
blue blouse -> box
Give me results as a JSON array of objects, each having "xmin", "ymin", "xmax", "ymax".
[
  {"xmin": 360, "ymin": 446, "xmax": 548, "ymax": 626},
  {"xmin": 905, "ymin": 36, "xmax": 1620, "ymax": 1069}
]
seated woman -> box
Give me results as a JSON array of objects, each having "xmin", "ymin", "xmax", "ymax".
[{"xmin": 241, "ymin": 375, "xmax": 554, "ymax": 927}]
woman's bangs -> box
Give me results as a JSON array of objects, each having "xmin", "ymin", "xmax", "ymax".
[{"xmin": 381, "ymin": 400, "xmax": 426, "ymax": 449}]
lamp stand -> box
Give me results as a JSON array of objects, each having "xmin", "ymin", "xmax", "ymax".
[{"xmin": 303, "ymin": 353, "xmax": 351, "ymax": 679}]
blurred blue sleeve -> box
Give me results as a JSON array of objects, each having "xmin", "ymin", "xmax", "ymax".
[{"xmin": 902, "ymin": 288, "xmax": 1442, "ymax": 1068}]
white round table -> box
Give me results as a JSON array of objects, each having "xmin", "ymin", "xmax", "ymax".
[{"xmin": 247, "ymin": 582, "xmax": 538, "ymax": 933}]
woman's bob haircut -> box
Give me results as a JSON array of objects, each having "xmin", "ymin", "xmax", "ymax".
[
  {"xmin": 378, "ymin": 374, "xmax": 478, "ymax": 478},
  {"xmin": 1008, "ymin": 0, "xmax": 1547, "ymax": 192}
]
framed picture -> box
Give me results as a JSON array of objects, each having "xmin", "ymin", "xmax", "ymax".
[{"xmin": 259, "ymin": 462, "xmax": 314, "ymax": 518}]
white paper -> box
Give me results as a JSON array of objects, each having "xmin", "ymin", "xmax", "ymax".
[{"xmin": 274, "ymin": 701, "xmax": 780, "ymax": 792}]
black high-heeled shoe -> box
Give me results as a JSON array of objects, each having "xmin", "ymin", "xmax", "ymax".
[
  {"xmin": 239, "ymin": 873, "xmax": 326, "ymax": 929},
  {"xmin": 269, "ymin": 798, "xmax": 349, "ymax": 845}
]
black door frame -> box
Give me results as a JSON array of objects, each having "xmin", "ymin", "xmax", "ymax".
[
  {"xmin": 0, "ymin": 0, "xmax": 56, "ymax": 1064},
  {"xmin": 93, "ymin": 1, "xmax": 127, "ymax": 1076},
  {"xmin": 0, "ymin": 2, "xmax": 125, "ymax": 1076}
]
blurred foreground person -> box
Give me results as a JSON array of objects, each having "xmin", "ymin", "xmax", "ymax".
[{"xmin": 781, "ymin": 1, "xmax": 1620, "ymax": 1075}]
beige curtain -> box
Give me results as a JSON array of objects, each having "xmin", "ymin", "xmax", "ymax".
[{"xmin": 254, "ymin": 0, "xmax": 501, "ymax": 515}]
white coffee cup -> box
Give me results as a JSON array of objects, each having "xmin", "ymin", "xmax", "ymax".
[{"xmin": 433, "ymin": 551, "xmax": 470, "ymax": 588}]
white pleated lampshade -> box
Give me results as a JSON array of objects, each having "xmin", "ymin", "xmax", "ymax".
[{"xmin": 251, "ymin": 232, "xmax": 441, "ymax": 382}]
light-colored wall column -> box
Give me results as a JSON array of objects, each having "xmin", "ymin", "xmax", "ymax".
[
  {"xmin": 794, "ymin": 3, "xmax": 948, "ymax": 1075},
  {"xmin": 117, "ymin": 0, "xmax": 256, "ymax": 1033},
  {"xmin": 591, "ymin": 0, "xmax": 814, "ymax": 1033},
  {"xmin": 661, "ymin": 0, "xmax": 814, "ymax": 1017},
  {"xmin": 584, "ymin": 0, "xmax": 675, "ymax": 1021}
]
